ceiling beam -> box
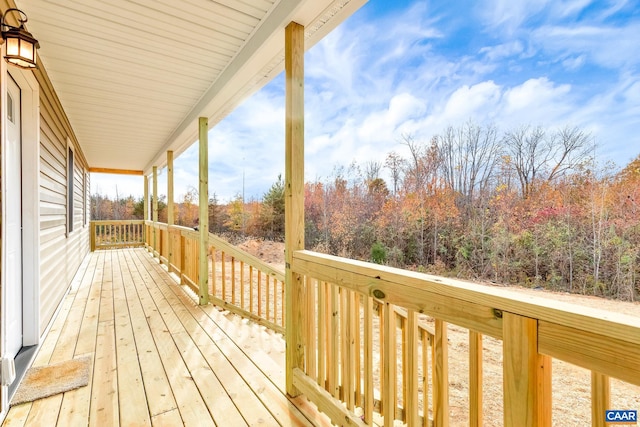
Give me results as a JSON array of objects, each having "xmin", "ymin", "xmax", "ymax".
[{"xmin": 89, "ymin": 168, "xmax": 143, "ymax": 175}]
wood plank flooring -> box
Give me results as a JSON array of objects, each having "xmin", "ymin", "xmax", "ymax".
[{"xmin": 3, "ymin": 248, "xmax": 332, "ymax": 427}]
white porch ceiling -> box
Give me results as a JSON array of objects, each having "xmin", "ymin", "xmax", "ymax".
[{"xmin": 14, "ymin": 0, "xmax": 367, "ymax": 174}]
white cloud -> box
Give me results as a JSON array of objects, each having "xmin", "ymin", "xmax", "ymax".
[
  {"xmin": 442, "ymin": 81, "xmax": 502, "ymax": 121},
  {"xmin": 477, "ymin": 0, "xmax": 550, "ymax": 34},
  {"xmin": 562, "ymin": 54, "xmax": 586, "ymax": 70},
  {"xmin": 358, "ymin": 93, "xmax": 426, "ymax": 141},
  {"xmin": 533, "ymin": 23, "xmax": 640, "ymax": 70},
  {"xmin": 479, "ymin": 41, "xmax": 524, "ymax": 61},
  {"xmin": 503, "ymin": 78, "xmax": 571, "ymax": 114}
]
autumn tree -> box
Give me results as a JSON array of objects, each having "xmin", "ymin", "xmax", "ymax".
[
  {"xmin": 436, "ymin": 121, "xmax": 501, "ymax": 212},
  {"xmin": 176, "ymin": 186, "xmax": 199, "ymax": 227},
  {"xmin": 502, "ymin": 125, "xmax": 591, "ymax": 198},
  {"xmin": 208, "ymin": 193, "xmax": 227, "ymax": 233},
  {"xmin": 225, "ymin": 194, "xmax": 248, "ymax": 234},
  {"xmin": 259, "ymin": 175, "xmax": 285, "ymax": 240}
]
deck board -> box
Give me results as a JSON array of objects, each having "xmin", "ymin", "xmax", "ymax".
[
  {"xmin": 3, "ymin": 248, "xmax": 332, "ymax": 427},
  {"xmin": 137, "ymin": 249, "xmax": 320, "ymax": 426}
]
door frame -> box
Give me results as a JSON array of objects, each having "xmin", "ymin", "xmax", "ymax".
[{"xmin": 0, "ymin": 43, "xmax": 40, "ymax": 399}]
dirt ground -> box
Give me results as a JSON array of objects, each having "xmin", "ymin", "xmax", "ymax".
[{"xmin": 233, "ymin": 238, "xmax": 640, "ymax": 426}]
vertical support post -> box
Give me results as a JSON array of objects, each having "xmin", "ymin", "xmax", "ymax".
[
  {"xmin": 503, "ymin": 312, "xmax": 551, "ymax": 427},
  {"xmin": 285, "ymin": 20, "xmax": 305, "ymax": 397},
  {"xmin": 591, "ymin": 372, "xmax": 610, "ymax": 427},
  {"xmin": 167, "ymin": 150, "xmax": 174, "ymax": 269},
  {"xmin": 143, "ymin": 175, "xmax": 149, "ymax": 248},
  {"xmin": 143, "ymin": 175, "xmax": 149, "ymax": 220},
  {"xmin": 198, "ymin": 117, "xmax": 210, "ymax": 305},
  {"xmin": 152, "ymin": 166, "xmax": 158, "ymax": 255}
]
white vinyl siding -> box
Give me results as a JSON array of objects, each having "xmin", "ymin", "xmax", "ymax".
[{"xmin": 36, "ymin": 69, "xmax": 91, "ymax": 333}]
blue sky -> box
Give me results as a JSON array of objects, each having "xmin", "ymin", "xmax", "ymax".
[{"xmin": 92, "ymin": 0, "xmax": 640, "ymax": 202}]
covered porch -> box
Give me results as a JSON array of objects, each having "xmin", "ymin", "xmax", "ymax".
[
  {"xmin": 0, "ymin": 0, "xmax": 638, "ymax": 425},
  {"xmin": 2, "ymin": 247, "xmax": 330, "ymax": 426}
]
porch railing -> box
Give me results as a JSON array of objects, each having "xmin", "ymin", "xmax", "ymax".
[
  {"xmin": 145, "ymin": 221, "xmax": 285, "ymax": 332},
  {"xmin": 90, "ymin": 220, "xmax": 146, "ymax": 251},
  {"xmin": 142, "ymin": 220, "xmax": 640, "ymax": 427},
  {"xmin": 289, "ymin": 250, "xmax": 640, "ymax": 427}
]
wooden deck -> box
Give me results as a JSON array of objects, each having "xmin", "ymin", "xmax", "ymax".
[{"xmin": 3, "ymin": 248, "xmax": 332, "ymax": 427}]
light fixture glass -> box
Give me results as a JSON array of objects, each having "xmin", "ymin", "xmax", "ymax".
[{"xmin": 1, "ymin": 8, "xmax": 39, "ymax": 69}]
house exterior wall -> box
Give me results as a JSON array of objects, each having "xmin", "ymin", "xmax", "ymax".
[
  {"xmin": 34, "ymin": 66, "xmax": 91, "ymax": 333},
  {"xmin": 0, "ymin": 6, "xmax": 90, "ymax": 419}
]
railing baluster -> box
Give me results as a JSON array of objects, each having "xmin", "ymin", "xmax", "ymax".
[
  {"xmin": 345, "ymin": 289, "xmax": 354, "ymax": 409},
  {"xmin": 383, "ymin": 302, "xmax": 396, "ymax": 427},
  {"xmin": 591, "ymin": 372, "xmax": 610, "ymax": 427},
  {"xmin": 379, "ymin": 301, "xmax": 385, "ymax": 416},
  {"xmin": 266, "ymin": 275, "xmax": 271, "ymax": 322},
  {"xmin": 281, "ymin": 279, "xmax": 285, "ymax": 328},
  {"xmin": 364, "ymin": 295, "xmax": 374, "ymax": 425},
  {"xmin": 273, "ymin": 275, "xmax": 278, "ymax": 325},
  {"xmin": 354, "ymin": 292, "xmax": 361, "ymax": 410},
  {"xmin": 249, "ymin": 265, "xmax": 253, "ymax": 314},
  {"xmin": 406, "ymin": 309, "xmax": 419, "ymax": 426},
  {"xmin": 306, "ymin": 277, "xmax": 317, "ymax": 381},
  {"xmin": 231, "ymin": 257, "xmax": 236, "ymax": 305},
  {"xmin": 180, "ymin": 233, "xmax": 186, "ymax": 284},
  {"xmin": 221, "ymin": 252, "xmax": 226, "ymax": 302},
  {"xmin": 469, "ymin": 331, "xmax": 483, "ymax": 427},
  {"xmin": 317, "ymin": 280, "xmax": 326, "ymax": 389},
  {"xmin": 422, "ymin": 329, "xmax": 431, "ymax": 427},
  {"xmin": 339, "ymin": 288, "xmax": 347, "ymax": 402},
  {"xmin": 211, "ymin": 247, "xmax": 217, "ymax": 297},
  {"xmin": 240, "ymin": 261, "xmax": 245, "ymax": 310},
  {"xmin": 433, "ymin": 319, "xmax": 449, "ymax": 427},
  {"xmin": 257, "ymin": 271, "xmax": 262, "ymax": 317},
  {"xmin": 402, "ymin": 314, "xmax": 407, "ymax": 421},
  {"xmin": 329, "ymin": 284, "xmax": 339, "ymax": 398}
]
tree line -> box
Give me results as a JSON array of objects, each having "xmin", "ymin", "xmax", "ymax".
[{"xmin": 91, "ymin": 122, "xmax": 640, "ymax": 301}]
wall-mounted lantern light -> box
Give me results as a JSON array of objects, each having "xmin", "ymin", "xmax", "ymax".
[{"xmin": 1, "ymin": 8, "xmax": 39, "ymax": 69}]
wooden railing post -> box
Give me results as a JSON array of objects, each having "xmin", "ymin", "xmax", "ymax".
[
  {"xmin": 285, "ymin": 20, "xmax": 305, "ymax": 397},
  {"xmin": 503, "ymin": 312, "xmax": 551, "ymax": 427}
]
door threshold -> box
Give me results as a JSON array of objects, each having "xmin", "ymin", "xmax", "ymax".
[{"xmin": 7, "ymin": 345, "xmax": 38, "ymax": 400}]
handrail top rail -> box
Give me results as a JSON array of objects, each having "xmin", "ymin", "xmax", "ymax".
[
  {"xmin": 293, "ymin": 249, "xmax": 640, "ymax": 345},
  {"xmin": 91, "ymin": 220, "xmax": 145, "ymax": 225},
  {"xmin": 145, "ymin": 221, "xmax": 285, "ymax": 282}
]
